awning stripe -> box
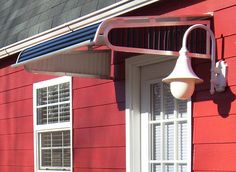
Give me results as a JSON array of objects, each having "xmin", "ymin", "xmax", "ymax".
[{"xmin": 17, "ymin": 22, "xmax": 101, "ymax": 63}]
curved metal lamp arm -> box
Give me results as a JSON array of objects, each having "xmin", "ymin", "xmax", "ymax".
[{"xmin": 180, "ymin": 24, "xmax": 217, "ymax": 95}]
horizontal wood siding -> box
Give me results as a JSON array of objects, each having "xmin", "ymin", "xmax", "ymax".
[
  {"xmin": 0, "ymin": 56, "xmax": 55, "ymax": 172},
  {"xmin": 0, "ymin": 55, "xmax": 125, "ymax": 172},
  {"xmin": 193, "ymin": 5, "xmax": 236, "ymax": 171},
  {"xmin": 72, "ymin": 57, "xmax": 125, "ymax": 171}
]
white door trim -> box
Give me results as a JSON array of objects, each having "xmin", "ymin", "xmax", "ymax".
[{"xmin": 125, "ymin": 54, "xmax": 192, "ymax": 172}]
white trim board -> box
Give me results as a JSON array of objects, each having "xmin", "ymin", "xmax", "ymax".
[{"xmin": 125, "ymin": 55, "xmax": 192, "ymax": 172}]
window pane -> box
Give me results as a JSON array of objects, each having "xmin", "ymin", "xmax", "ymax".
[
  {"xmin": 152, "ymin": 124, "xmax": 161, "ymax": 160},
  {"xmin": 152, "ymin": 164, "xmax": 161, "ymax": 172},
  {"xmin": 52, "ymin": 132, "xmax": 62, "ymax": 147},
  {"xmin": 164, "ymin": 164, "xmax": 174, "ymax": 172},
  {"xmin": 152, "ymin": 83, "xmax": 161, "ymax": 120},
  {"xmin": 37, "ymin": 107, "xmax": 47, "ymax": 125},
  {"xmin": 48, "ymin": 105, "xmax": 59, "ymax": 123},
  {"xmin": 39, "ymin": 130, "xmax": 71, "ymax": 169},
  {"xmin": 164, "ymin": 123, "xmax": 174, "ymax": 160},
  {"xmin": 178, "ymin": 122, "xmax": 187, "ymax": 160},
  {"xmin": 42, "ymin": 149, "xmax": 51, "ymax": 167},
  {"xmin": 41, "ymin": 133, "xmax": 51, "ymax": 147},
  {"xmin": 163, "ymin": 84, "xmax": 175, "ymax": 119},
  {"xmin": 59, "ymin": 82, "xmax": 70, "ymax": 102},
  {"xmin": 59, "ymin": 103, "xmax": 70, "ymax": 122},
  {"xmin": 64, "ymin": 148, "xmax": 71, "ymax": 167},
  {"xmin": 63, "ymin": 131, "xmax": 70, "ymax": 146},
  {"xmin": 52, "ymin": 149, "xmax": 62, "ymax": 166},
  {"xmin": 48, "ymin": 85, "xmax": 58, "ymax": 104},
  {"xmin": 37, "ymin": 87, "xmax": 47, "ymax": 106},
  {"xmin": 178, "ymin": 164, "xmax": 187, "ymax": 172},
  {"xmin": 177, "ymin": 100, "xmax": 187, "ymax": 118}
]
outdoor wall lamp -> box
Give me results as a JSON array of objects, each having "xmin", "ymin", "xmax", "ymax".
[{"xmin": 162, "ymin": 24, "xmax": 227, "ymax": 100}]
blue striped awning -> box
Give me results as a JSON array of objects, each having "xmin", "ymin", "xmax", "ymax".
[
  {"xmin": 12, "ymin": 22, "xmax": 112, "ymax": 78},
  {"xmin": 14, "ymin": 22, "xmax": 102, "ymax": 66}
]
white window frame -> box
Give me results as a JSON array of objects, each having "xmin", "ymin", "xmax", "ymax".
[
  {"xmin": 125, "ymin": 55, "xmax": 192, "ymax": 172},
  {"xmin": 33, "ymin": 76, "xmax": 73, "ymax": 172}
]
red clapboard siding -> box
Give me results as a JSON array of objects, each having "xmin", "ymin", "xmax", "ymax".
[
  {"xmin": 0, "ymin": 85, "xmax": 32, "ymax": 105},
  {"xmin": 74, "ymin": 125, "xmax": 125, "ymax": 148},
  {"xmin": 0, "ymin": 56, "xmax": 23, "ymax": 77},
  {"xmin": 0, "ymin": 116, "xmax": 33, "ymax": 135},
  {"xmin": 193, "ymin": 143, "xmax": 236, "ymax": 171},
  {"xmin": 0, "ymin": 150, "xmax": 33, "ymax": 166},
  {"xmin": 0, "ymin": 99, "xmax": 33, "ymax": 120},
  {"xmin": 193, "ymin": 85, "xmax": 236, "ymax": 117},
  {"xmin": 194, "ymin": 115, "xmax": 236, "ymax": 144},
  {"xmin": 73, "ymin": 81, "xmax": 125, "ymax": 109},
  {"xmin": 216, "ymin": 35, "xmax": 236, "ymax": 59},
  {"xmin": 224, "ymin": 57, "xmax": 236, "ymax": 86},
  {"xmin": 0, "ymin": 166, "xmax": 34, "ymax": 172},
  {"xmin": 74, "ymin": 168, "xmax": 125, "ymax": 172},
  {"xmin": 214, "ymin": 5, "xmax": 236, "ymax": 38},
  {"xmin": 73, "ymin": 77, "xmax": 112, "ymax": 89},
  {"xmin": 128, "ymin": 0, "xmax": 236, "ymax": 18},
  {"xmin": 193, "ymin": 56, "xmax": 236, "ymax": 89},
  {"xmin": 0, "ymin": 70, "xmax": 55, "ymax": 92},
  {"xmin": 0, "ymin": 67, "xmax": 23, "ymax": 77},
  {"xmin": 74, "ymin": 147, "xmax": 125, "ymax": 168},
  {"xmin": 0, "ymin": 133, "xmax": 33, "ymax": 150},
  {"xmin": 73, "ymin": 103, "xmax": 125, "ymax": 128}
]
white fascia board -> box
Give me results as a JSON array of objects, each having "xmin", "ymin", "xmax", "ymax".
[{"xmin": 0, "ymin": 0, "xmax": 160, "ymax": 60}]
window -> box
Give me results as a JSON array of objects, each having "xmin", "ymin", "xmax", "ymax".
[
  {"xmin": 149, "ymin": 83, "xmax": 190, "ymax": 172},
  {"xmin": 33, "ymin": 77, "xmax": 72, "ymax": 172}
]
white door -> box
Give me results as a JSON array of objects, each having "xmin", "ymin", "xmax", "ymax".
[{"xmin": 140, "ymin": 59, "xmax": 191, "ymax": 172}]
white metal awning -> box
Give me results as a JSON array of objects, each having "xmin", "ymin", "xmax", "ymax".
[{"xmin": 12, "ymin": 14, "xmax": 212, "ymax": 78}]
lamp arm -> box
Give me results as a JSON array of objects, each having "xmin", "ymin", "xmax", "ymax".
[{"xmin": 180, "ymin": 24, "xmax": 216, "ymax": 95}]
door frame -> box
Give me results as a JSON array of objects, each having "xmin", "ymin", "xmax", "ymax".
[{"xmin": 125, "ymin": 54, "xmax": 192, "ymax": 172}]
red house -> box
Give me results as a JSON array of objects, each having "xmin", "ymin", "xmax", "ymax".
[{"xmin": 0, "ymin": 0, "xmax": 235, "ymax": 172}]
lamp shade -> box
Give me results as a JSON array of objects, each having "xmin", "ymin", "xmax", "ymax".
[{"xmin": 162, "ymin": 52, "xmax": 203, "ymax": 99}]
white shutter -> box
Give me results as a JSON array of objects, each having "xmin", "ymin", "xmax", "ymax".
[
  {"xmin": 178, "ymin": 122, "xmax": 188, "ymax": 160},
  {"xmin": 178, "ymin": 164, "xmax": 187, "ymax": 172},
  {"xmin": 152, "ymin": 83, "xmax": 161, "ymax": 120},
  {"xmin": 164, "ymin": 164, "xmax": 174, "ymax": 172},
  {"xmin": 59, "ymin": 103, "xmax": 70, "ymax": 122},
  {"xmin": 152, "ymin": 164, "xmax": 161, "ymax": 172},
  {"xmin": 177, "ymin": 100, "xmax": 188, "ymax": 118},
  {"xmin": 59, "ymin": 82, "xmax": 70, "ymax": 102},
  {"xmin": 163, "ymin": 84, "xmax": 175, "ymax": 119},
  {"xmin": 48, "ymin": 85, "xmax": 58, "ymax": 104},
  {"xmin": 164, "ymin": 123, "xmax": 174, "ymax": 160},
  {"xmin": 152, "ymin": 124, "xmax": 161, "ymax": 160},
  {"xmin": 48, "ymin": 105, "xmax": 59, "ymax": 123},
  {"xmin": 37, "ymin": 87, "xmax": 47, "ymax": 106}
]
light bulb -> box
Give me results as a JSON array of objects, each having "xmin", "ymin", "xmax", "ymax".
[{"xmin": 170, "ymin": 79, "xmax": 195, "ymax": 100}]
